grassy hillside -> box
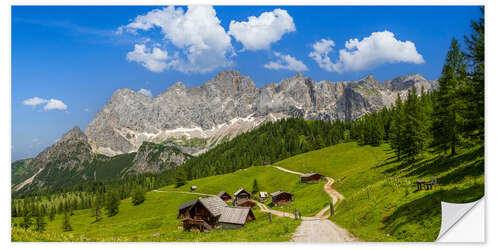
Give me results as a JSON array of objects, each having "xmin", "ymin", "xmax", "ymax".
[
  {"xmin": 159, "ymin": 165, "xmax": 331, "ymax": 216},
  {"xmin": 12, "ymin": 190, "xmax": 300, "ymax": 242},
  {"xmin": 275, "ymin": 142, "xmax": 484, "ymax": 241}
]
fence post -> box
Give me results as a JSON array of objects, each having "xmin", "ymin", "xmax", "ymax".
[
  {"xmin": 269, "ymin": 212, "xmax": 272, "ymax": 223},
  {"xmin": 294, "ymin": 208, "xmax": 298, "ymax": 220},
  {"xmin": 330, "ymin": 202, "xmax": 334, "ymax": 216},
  {"xmin": 366, "ymin": 188, "xmax": 370, "ymax": 200}
]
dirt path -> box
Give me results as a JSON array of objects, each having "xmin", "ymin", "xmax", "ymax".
[
  {"xmin": 152, "ymin": 190, "xmax": 215, "ymax": 196},
  {"xmin": 292, "ymin": 219, "xmax": 359, "ymax": 242},
  {"xmin": 272, "ymin": 165, "xmax": 358, "ymax": 242}
]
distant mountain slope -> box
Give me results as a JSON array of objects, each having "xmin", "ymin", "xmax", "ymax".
[
  {"xmin": 85, "ymin": 70, "xmax": 437, "ymax": 156},
  {"xmin": 12, "ymin": 127, "xmax": 190, "ymax": 196}
]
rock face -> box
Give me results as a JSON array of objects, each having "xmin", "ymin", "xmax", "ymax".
[
  {"xmin": 85, "ymin": 70, "xmax": 437, "ymax": 156},
  {"xmin": 125, "ymin": 141, "xmax": 192, "ymax": 175},
  {"xmin": 12, "ymin": 126, "xmax": 93, "ymax": 192}
]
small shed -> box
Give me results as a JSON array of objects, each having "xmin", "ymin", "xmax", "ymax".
[
  {"xmin": 191, "ymin": 186, "xmax": 198, "ymax": 191},
  {"xmin": 270, "ymin": 190, "xmax": 293, "ymax": 206},
  {"xmin": 259, "ymin": 191, "xmax": 269, "ymax": 202},
  {"xmin": 182, "ymin": 196, "xmax": 227, "ymax": 231},
  {"xmin": 234, "ymin": 199, "xmax": 256, "ymax": 208},
  {"xmin": 234, "ymin": 188, "xmax": 251, "ymax": 202},
  {"xmin": 177, "ymin": 199, "xmax": 197, "ymax": 219},
  {"xmin": 217, "ymin": 190, "xmax": 232, "ymax": 202},
  {"xmin": 300, "ymin": 173, "xmax": 323, "ymax": 183},
  {"xmin": 219, "ymin": 206, "xmax": 255, "ymax": 230}
]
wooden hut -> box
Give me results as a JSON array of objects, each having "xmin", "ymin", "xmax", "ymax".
[
  {"xmin": 219, "ymin": 206, "xmax": 255, "ymax": 230},
  {"xmin": 190, "ymin": 186, "xmax": 198, "ymax": 191},
  {"xmin": 234, "ymin": 188, "xmax": 251, "ymax": 202},
  {"xmin": 181, "ymin": 196, "xmax": 227, "ymax": 232},
  {"xmin": 300, "ymin": 173, "xmax": 323, "ymax": 183},
  {"xmin": 217, "ymin": 191, "xmax": 232, "ymax": 202},
  {"xmin": 270, "ymin": 190, "xmax": 293, "ymax": 206},
  {"xmin": 234, "ymin": 199, "xmax": 256, "ymax": 208},
  {"xmin": 259, "ymin": 191, "xmax": 269, "ymax": 202},
  {"xmin": 177, "ymin": 199, "xmax": 197, "ymax": 219}
]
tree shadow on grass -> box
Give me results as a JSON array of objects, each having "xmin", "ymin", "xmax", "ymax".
[{"xmin": 382, "ymin": 184, "xmax": 484, "ymax": 241}]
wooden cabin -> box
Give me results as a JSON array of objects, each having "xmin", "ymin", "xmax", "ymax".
[
  {"xmin": 177, "ymin": 199, "xmax": 197, "ymax": 219},
  {"xmin": 259, "ymin": 191, "xmax": 269, "ymax": 202},
  {"xmin": 219, "ymin": 206, "xmax": 256, "ymax": 230},
  {"xmin": 217, "ymin": 191, "xmax": 232, "ymax": 202},
  {"xmin": 234, "ymin": 188, "xmax": 251, "ymax": 202},
  {"xmin": 300, "ymin": 173, "xmax": 324, "ymax": 183},
  {"xmin": 234, "ymin": 199, "xmax": 256, "ymax": 208},
  {"xmin": 270, "ymin": 190, "xmax": 293, "ymax": 206},
  {"xmin": 181, "ymin": 196, "xmax": 227, "ymax": 232}
]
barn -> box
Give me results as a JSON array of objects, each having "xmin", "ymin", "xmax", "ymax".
[
  {"xmin": 181, "ymin": 196, "xmax": 227, "ymax": 232},
  {"xmin": 177, "ymin": 199, "xmax": 197, "ymax": 219},
  {"xmin": 270, "ymin": 190, "xmax": 293, "ymax": 206},
  {"xmin": 217, "ymin": 191, "xmax": 232, "ymax": 202},
  {"xmin": 234, "ymin": 188, "xmax": 251, "ymax": 202},
  {"xmin": 219, "ymin": 206, "xmax": 256, "ymax": 230},
  {"xmin": 300, "ymin": 173, "xmax": 324, "ymax": 183}
]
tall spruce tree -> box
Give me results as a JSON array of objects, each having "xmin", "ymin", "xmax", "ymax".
[
  {"xmin": 105, "ymin": 190, "xmax": 120, "ymax": 217},
  {"xmin": 432, "ymin": 38, "xmax": 467, "ymax": 155},
  {"xmin": 463, "ymin": 7, "xmax": 484, "ymax": 141},
  {"xmin": 402, "ymin": 87, "xmax": 426, "ymax": 162},
  {"xmin": 389, "ymin": 94, "xmax": 404, "ymax": 160},
  {"xmin": 62, "ymin": 211, "xmax": 72, "ymax": 232}
]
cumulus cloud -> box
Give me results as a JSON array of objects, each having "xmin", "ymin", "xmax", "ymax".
[
  {"xmin": 264, "ymin": 52, "xmax": 308, "ymax": 72},
  {"xmin": 43, "ymin": 99, "xmax": 68, "ymax": 110},
  {"xmin": 229, "ymin": 9, "xmax": 295, "ymax": 51},
  {"xmin": 126, "ymin": 44, "xmax": 170, "ymax": 72},
  {"xmin": 138, "ymin": 88, "xmax": 153, "ymax": 98},
  {"xmin": 309, "ymin": 31, "xmax": 424, "ymax": 73},
  {"xmin": 119, "ymin": 6, "xmax": 233, "ymax": 73},
  {"xmin": 308, "ymin": 38, "xmax": 337, "ymax": 72},
  {"xmin": 23, "ymin": 97, "xmax": 68, "ymax": 111},
  {"xmin": 23, "ymin": 97, "xmax": 47, "ymax": 106}
]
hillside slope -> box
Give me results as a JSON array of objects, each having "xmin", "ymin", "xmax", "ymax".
[{"xmin": 275, "ymin": 142, "xmax": 484, "ymax": 241}]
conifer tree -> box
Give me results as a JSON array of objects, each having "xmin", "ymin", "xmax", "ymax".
[
  {"xmin": 62, "ymin": 211, "xmax": 72, "ymax": 232},
  {"xmin": 432, "ymin": 38, "xmax": 467, "ymax": 155},
  {"xmin": 131, "ymin": 185, "xmax": 146, "ymax": 206},
  {"xmin": 389, "ymin": 94, "xmax": 404, "ymax": 160},
  {"xmin": 175, "ymin": 168, "xmax": 187, "ymax": 187},
  {"xmin": 402, "ymin": 87, "xmax": 426, "ymax": 162},
  {"xmin": 34, "ymin": 213, "xmax": 47, "ymax": 232},
  {"xmin": 105, "ymin": 190, "xmax": 120, "ymax": 217},
  {"xmin": 21, "ymin": 212, "xmax": 33, "ymax": 230},
  {"xmin": 252, "ymin": 179, "xmax": 259, "ymax": 195}
]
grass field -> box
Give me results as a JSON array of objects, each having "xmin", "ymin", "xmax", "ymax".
[
  {"xmin": 12, "ymin": 190, "xmax": 301, "ymax": 242},
  {"xmin": 275, "ymin": 142, "xmax": 484, "ymax": 241},
  {"xmin": 159, "ymin": 165, "xmax": 331, "ymax": 216}
]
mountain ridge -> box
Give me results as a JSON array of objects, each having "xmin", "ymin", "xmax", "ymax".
[{"xmin": 85, "ymin": 70, "xmax": 437, "ymax": 156}]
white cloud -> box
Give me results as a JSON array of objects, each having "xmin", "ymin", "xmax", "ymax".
[
  {"xmin": 229, "ymin": 9, "xmax": 295, "ymax": 51},
  {"xmin": 308, "ymin": 38, "xmax": 337, "ymax": 72},
  {"xmin": 43, "ymin": 99, "xmax": 68, "ymax": 110},
  {"xmin": 309, "ymin": 31, "xmax": 425, "ymax": 73},
  {"xmin": 120, "ymin": 6, "xmax": 233, "ymax": 73},
  {"xmin": 23, "ymin": 97, "xmax": 68, "ymax": 111},
  {"xmin": 23, "ymin": 97, "xmax": 48, "ymax": 106},
  {"xmin": 126, "ymin": 44, "xmax": 170, "ymax": 73},
  {"xmin": 264, "ymin": 52, "xmax": 308, "ymax": 72},
  {"xmin": 83, "ymin": 108, "xmax": 89, "ymax": 112},
  {"xmin": 138, "ymin": 88, "xmax": 153, "ymax": 98}
]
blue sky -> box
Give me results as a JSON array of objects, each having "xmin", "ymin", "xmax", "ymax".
[{"xmin": 11, "ymin": 5, "xmax": 482, "ymax": 161}]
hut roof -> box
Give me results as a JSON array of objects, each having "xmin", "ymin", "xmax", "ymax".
[
  {"xmin": 197, "ymin": 196, "xmax": 227, "ymax": 217},
  {"xmin": 217, "ymin": 190, "xmax": 230, "ymax": 197},
  {"xmin": 219, "ymin": 207, "xmax": 252, "ymax": 225},
  {"xmin": 270, "ymin": 190, "xmax": 292, "ymax": 197},
  {"xmin": 234, "ymin": 188, "xmax": 250, "ymax": 196},
  {"xmin": 178, "ymin": 199, "xmax": 197, "ymax": 211},
  {"xmin": 300, "ymin": 173, "xmax": 322, "ymax": 178}
]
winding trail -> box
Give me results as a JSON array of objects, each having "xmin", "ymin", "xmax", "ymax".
[
  {"xmin": 273, "ymin": 166, "xmax": 358, "ymax": 242},
  {"xmin": 154, "ymin": 166, "xmax": 358, "ymax": 242}
]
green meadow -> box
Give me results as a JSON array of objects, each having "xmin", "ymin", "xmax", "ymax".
[{"xmin": 276, "ymin": 142, "xmax": 484, "ymax": 241}]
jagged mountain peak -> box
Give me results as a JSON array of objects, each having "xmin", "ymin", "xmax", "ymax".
[{"xmin": 60, "ymin": 126, "xmax": 87, "ymax": 143}]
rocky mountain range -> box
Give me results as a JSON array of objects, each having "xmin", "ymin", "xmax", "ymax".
[
  {"xmin": 12, "ymin": 70, "xmax": 437, "ymax": 195},
  {"xmin": 85, "ymin": 70, "xmax": 437, "ymax": 156}
]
